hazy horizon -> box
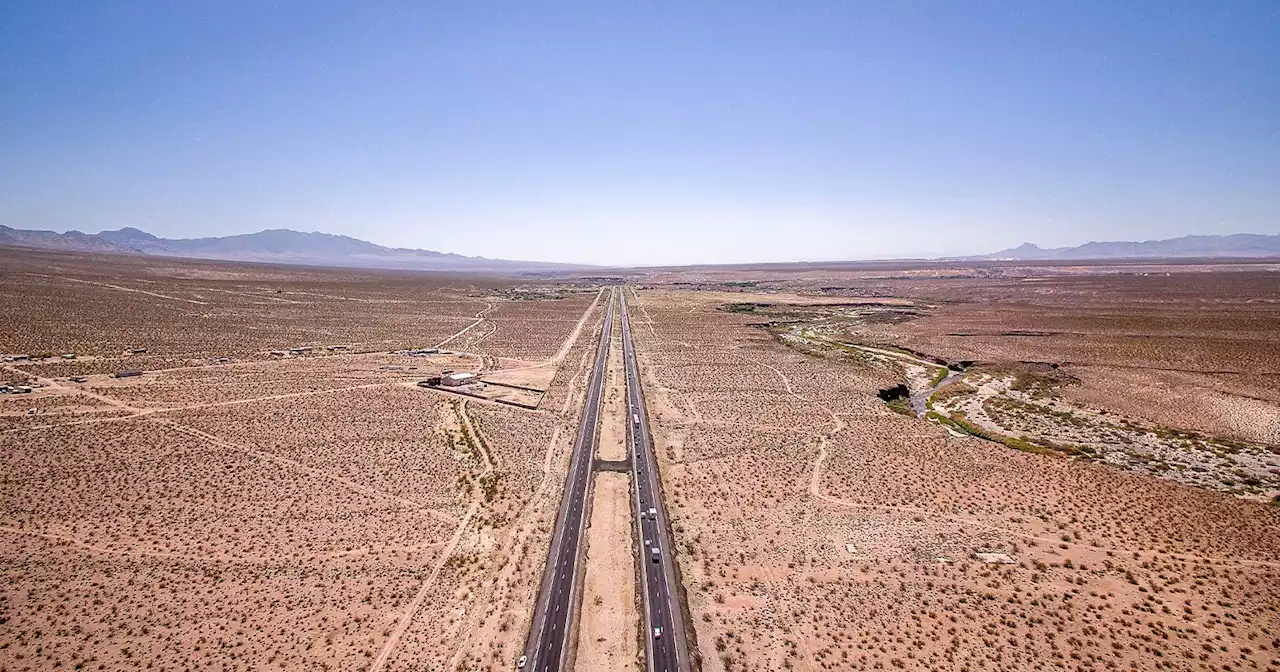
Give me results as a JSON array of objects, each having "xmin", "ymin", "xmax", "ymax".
[
  {"xmin": 3, "ymin": 2, "xmax": 1277, "ymax": 265},
  {"xmin": 9, "ymin": 223, "xmax": 1280, "ymax": 267}
]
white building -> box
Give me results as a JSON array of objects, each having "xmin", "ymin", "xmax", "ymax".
[{"xmin": 441, "ymin": 372, "xmax": 478, "ymax": 387}]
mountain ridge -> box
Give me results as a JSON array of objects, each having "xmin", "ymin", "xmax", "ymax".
[
  {"xmin": 966, "ymin": 233, "xmax": 1280, "ymax": 261},
  {"xmin": 3, "ymin": 226, "xmax": 1277, "ymax": 269},
  {"xmin": 0, "ymin": 225, "xmax": 585, "ymax": 272}
]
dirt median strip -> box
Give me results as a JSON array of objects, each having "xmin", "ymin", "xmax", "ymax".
[
  {"xmin": 575, "ymin": 471, "xmax": 640, "ymax": 671},
  {"xmin": 598, "ymin": 315, "xmax": 628, "ymax": 461}
]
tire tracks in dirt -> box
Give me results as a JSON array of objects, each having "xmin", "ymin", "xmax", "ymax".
[
  {"xmin": 368, "ymin": 494, "xmax": 484, "ymax": 672},
  {"xmin": 0, "ymin": 525, "xmax": 445, "ymax": 565},
  {"xmin": 154, "ymin": 418, "xmax": 461, "ymax": 527},
  {"xmin": 3, "ymin": 381, "xmax": 399, "ymax": 434},
  {"xmin": 368, "ymin": 398, "xmax": 498, "ymax": 672},
  {"xmin": 436, "ymin": 300, "xmax": 496, "ymax": 349},
  {"xmin": 57, "ymin": 276, "xmax": 209, "ymax": 305},
  {"xmin": 483, "ymin": 287, "xmax": 605, "ymax": 376}
]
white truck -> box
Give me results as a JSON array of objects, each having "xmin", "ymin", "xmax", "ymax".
[
  {"xmin": 632, "ymin": 413, "xmax": 640, "ymax": 424},
  {"xmin": 651, "ymin": 547, "xmax": 660, "ymax": 562}
]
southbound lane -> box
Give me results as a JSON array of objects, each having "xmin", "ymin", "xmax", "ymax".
[
  {"xmin": 621, "ymin": 290, "xmax": 690, "ymax": 672},
  {"xmin": 523, "ymin": 288, "xmax": 616, "ymax": 672}
]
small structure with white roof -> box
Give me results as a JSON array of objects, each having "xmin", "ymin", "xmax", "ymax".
[{"xmin": 440, "ymin": 372, "xmax": 478, "ymax": 387}]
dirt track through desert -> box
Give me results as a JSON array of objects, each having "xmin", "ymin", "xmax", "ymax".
[
  {"xmin": 368, "ymin": 403, "xmax": 490, "ymax": 671},
  {"xmin": 156, "ymin": 418, "xmax": 463, "ymax": 525},
  {"xmin": 435, "ymin": 300, "xmax": 495, "ymax": 348}
]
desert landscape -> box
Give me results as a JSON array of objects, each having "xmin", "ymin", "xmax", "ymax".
[
  {"xmin": 615, "ymin": 261, "xmax": 1280, "ymax": 671},
  {"xmin": 7, "ymin": 4, "xmax": 1277, "ymax": 669},
  {"xmin": 3, "ymin": 248, "xmax": 1279, "ymax": 672},
  {"xmin": 0, "ymin": 248, "xmax": 607, "ymax": 671}
]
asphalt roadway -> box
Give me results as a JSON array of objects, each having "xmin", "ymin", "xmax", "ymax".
[
  {"xmin": 621, "ymin": 290, "xmax": 690, "ymax": 672},
  {"xmin": 523, "ymin": 288, "xmax": 616, "ymax": 672}
]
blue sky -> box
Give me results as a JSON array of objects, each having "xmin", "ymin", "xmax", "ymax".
[{"xmin": 1, "ymin": 2, "xmax": 1276, "ymax": 265}]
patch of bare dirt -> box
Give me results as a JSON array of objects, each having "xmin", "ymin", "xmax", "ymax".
[
  {"xmin": 576, "ymin": 472, "xmax": 640, "ymax": 670},
  {"xmin": 599, "ymin": 315, "xmax": 628, "ymax": 461}
]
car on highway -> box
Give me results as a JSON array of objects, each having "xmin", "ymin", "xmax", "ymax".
[
  {"xmin": 653, "ymin": 627, "xmax": 662, "ymax": 639},
  {"xmin": 651, "ymin": 547, "xmax": 660, "ymax": 562},
  {"xmin": 647, "ymin": 506, "xmax": 657, "ymax": 520},
  {"xmin": 633, "ymin": 413, "xmax": 640, "ymax": 424}
]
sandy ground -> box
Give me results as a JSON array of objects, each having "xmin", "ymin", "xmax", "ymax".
[
  {"xmin": 575, "ymin": 472, "xmax": 640, "ymax": 671},
  {"xmin": 0, "ymin": 249, "xmax": 611, "ymax": 672},
  {"xmin": 598, "ymin": 314, "xmax": 628, "ymax": 461},
  {"xmin": 481, "ymin": 366, "xmax": 557, "ymax": 391},
  {"xmin": 626, "ymin": 287, "xmax": 1280, "ymax": 672},
  {"xmin": 641, "ymin": 289, "xmax": 915, "ymax": 306}
]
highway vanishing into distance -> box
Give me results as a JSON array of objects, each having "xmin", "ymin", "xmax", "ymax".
[
  {"xmin": 622, "ymin": 289, "xmax": 691, "ymax": 672},
  {"xmin": 524, "ymin": 288, "xmax": 615, "ymax": 672},
  {"xmin": 523, "ymin": 286, "xmax": 691, "ymax": 671}
]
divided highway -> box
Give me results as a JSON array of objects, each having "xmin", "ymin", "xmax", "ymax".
[
  {"xmin": 523, "ymin": 288, "xmax": 616, "ymax": 672},
  {"xmin": 621, "ymin": 290, "xmax": 691, "ymax": 672}
]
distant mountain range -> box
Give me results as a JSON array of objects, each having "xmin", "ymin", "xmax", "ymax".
[
  {"xmin": 0, "ymin": 225, "xmax": 586, "ymax": 272},
  {"xmin": 970, "ymin": 234, "xmax": 1280, "ymax": 261},
  {"xmin": 4, "ymin": 225, "xmax": 1277, "ymax": 270}
]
